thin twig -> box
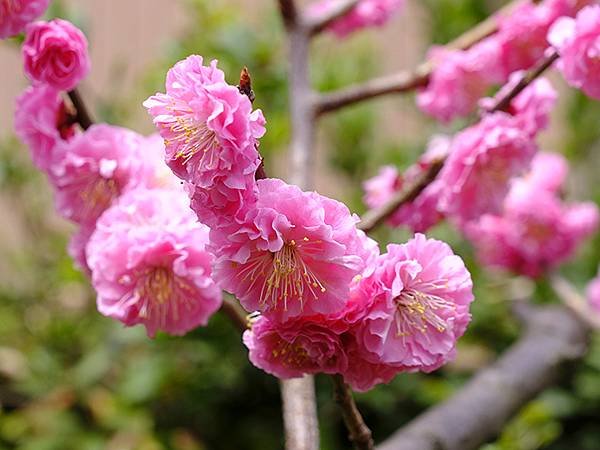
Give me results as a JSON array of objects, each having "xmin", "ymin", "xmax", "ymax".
[
  {"xmin": 357, "ymin": 48, "xmax": 558, "ymax": 233},
  {"xmin": 315, "ymin": 0, "xmax": 537, "ymax": 115},
  {"xmin": 357, "ymin": 157, "xmax": 444, "ymax": 233},
  {"xmin": 549, "ymin": 273, "xmax": 600, "ymax": 330},
  {"xmin": 332, "ymin": 375, "xmax": 374, "ymax": 450},
  {"xmin": 67, "ymin": 88, "xmax": 93, "ymax": 129},
  {"xmin": 487, "ymin": 49, "xmax": 559, "ymax": 114},
  {"xmin": 307, "ymin": 0, "xmax": 360, "ymax": 35}
]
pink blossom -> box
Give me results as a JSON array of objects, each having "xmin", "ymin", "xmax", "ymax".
[
  {"xmin": 68, "ymin": 225, "xmax": 94, "ymax": 274},
  {"xmin": 307, "ymin": 0, "xmax": 404, "ymax": 38},
  {"xmin": 438, "ymin": 113, "xmax": 537, "ymax": 224},
  {"xmin": 363, "ymin": 135, "xmax": 449, "ymax": 232},
  {"xmin": 465, "ymin": 155, "xmax": 599, "ymax": 277},
  {"xmin": 23, "ymin": 19, "xmax": 91, "ymax": 91},
  {"xmin": 480, "ymin": 73, "xmax": 557, "ymax": 136},
  {"xmin": 48, "ymin": 124, "xmax": 148, "ymax": 226},
  {"xmin": 243, "ymin": 314, "xmax": 349, "ymax": 378},
  {"xmin": 548, "ymin": 5, "xmax": 600, "ymax": 99},
  {"xmin": 0, "ymin": 0, "xmax": 49, "ymax": 39},
  {"xmin": 347, "ymin": 234, "xmax": 474, "ymax": 379},
  {"xmin": 87, "ymin": 187, "xmax": 222, "ymax": 337},
  {"xmin": 14, "ymin": 84, "xmax": 77, "ymax": 172},
  {"xmin": 417, "ymin": 40, "xmax": 504, "ymax": 122},
  {"xmin": 511, "ymin": 151, "xmax": 568, "ymax": 195},
  {"xmin": 143, "ymin": 56, "xmax": 265, "ymax": 190},
  {"xmin": 212, "ymin": 178, "xmax": 378, "ymax": 322},
  {"xmin": 586, "ymin": 269, "xmax": 600, "ymax": 314}
]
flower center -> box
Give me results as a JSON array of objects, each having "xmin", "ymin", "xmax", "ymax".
[
  {"xmin": 168, "ymin": 115, "xmax": 220, "ymax": 166},
  {"xmin": 79, "ymin": 176, "xmax": 120, "ymax": 220},
  {"xmin": 240, "ymin": 239, "xmax": 327, "ymax": 311},
  {"xmin": 394, "ymin": 288, "xmax": 454, "ymax": 337},
  {"xmin": 271, "ymin": 339, "xmax": 310, "ymax": 369},
  {"xmin": 121, "ymin": 267, "xmax": 196, "ymax": 328}
]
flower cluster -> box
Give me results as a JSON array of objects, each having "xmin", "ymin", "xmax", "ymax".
[
  {"xmin": 244, "ymin": 234, "xmax": 474, "ymax": 391},
  {"xmin": 307, "ymin": 0, "xmax": 405, "ymax": 38},
  {"xmin": 0, "ymin": 0, "xmax": 49, "ymax": 39},
  {"xmin": 417, "ymin": 0, "xmax": 588, "ymax": 122},
  {"xmin": 465, "ymin": 152, "xmax": 599, "ymax": 277}
]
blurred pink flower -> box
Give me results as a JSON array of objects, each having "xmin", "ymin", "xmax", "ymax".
[
  {"xmin": 363, "ymin": 135, "xmax": 449, "ymax": 232},
  {"xmin": 439, "ymin": 113, "xmax": 537, "ymax": 224},
  {"xmin": 586, "ymin": 269, "xmax": 600, "ymax": 314},
  {"xmin": 68, "ymin": 225, "xmax": 94, "ymax": 274},
  {"xmin": 213, "ymin": 178, "xmax": 378, "ymax": 322},
  {"xmin": 243, "ymin": 313, "xmax": 349, "ymax": 378},
  {"xmin": 23, "ymin": 19, "xmax": 90, "ymax": 91},
  {"xmin": 348, "ymin": 234, "xmax": 474, "ymax": 380},
  {"xmin": 87, "ymin": 187, "xmax": 222, "ymax": 337},
  {"xmin": 548, "ymin": 4, "xmax": 600, "ymax": 99},
  {"xmin": 465, "ymin": 153, "xmax": 599, "ymax": 277},
  {"xmin": 480, "ymin": 73, "xmax": 557, "ymax": 136},
  {"xmin": 14, "ymin": 84, "xmax": 77, "ymax": 172},
  {"xmin": 48, "ymin": 124, "xmax": 148, "ymax": 226},
  {"xmin": 0, "ymin": 0, "xmax": 49, "ymax": 39},
  {"xmin": 307, "ymin": 0, "xmax": 404, "ymax": 38},
  {"xmin": 417, "ymin": 40, "xmax": 504, "ymax": 122}
]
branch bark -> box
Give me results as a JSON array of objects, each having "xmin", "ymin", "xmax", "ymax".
[
  {"xmin": 333, "ymin": 375, "xmax": 374, "ymax": 450},
  {"xmin": 378, "ymin": 305, "xmax": 590, "ymax": 450},
  {"xmin": 220, "ymin": 297, "xmax": 249, "ymax": 332},
  {"xmin": 315, "ymin": 0, "xmax": 538, "ymax": 115},
  {"xmin": 67, "ymin": 88, "xmax": 93, "ymax": 130},
  {"xmin": 279, "ymin": 4, "xmax": 320, "ymax": 449},
  {"xmin": 550, "ymin": 273, "xmax": 600, "ymax": 329}
]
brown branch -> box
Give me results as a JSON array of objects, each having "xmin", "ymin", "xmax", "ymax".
[
  {"xmin": 332, "ymin": 374, "xmax": 374, "ymax": 450},
  {"xmin": 378, "ymin": 305, "xmax": 590, "ymax": 450},
  {"xmin": 550, "ymin": 273, "xmax": 600, "ymax": 330},
  {"xmin": 315, "ymin": 0, "xmax": 538, "ymax": 115},
  {"xmin": 280, "ymin": 377, "xmax": 320, "ymax": 450},
  {"xmin": 220, "ymin": 297, "xmax": 249, "ymax": 332},
  {"xmin": 307, "ymin": 0, "xmax": 361, "ymax": 35},
  {"xmin": 278, "ymin": 0, "xmax": 299, "ymax": 29},
  {"xmin": 357, "ymin": 47, "xmax": 558, "ymax": 233},
  {"xmin": 67, "ymin": 88, "xmax": 93, "ymax": 130},
  {"xmin": 487, "ymin": 49, "xmax": 559, "ymax": 114}
]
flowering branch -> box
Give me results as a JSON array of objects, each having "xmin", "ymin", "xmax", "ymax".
[
  {"xmin": 278, "ymin": 0, "xmax": 299, "ymax": 29},
  {"xmin": 315, "ymin": 0, "xmax": 538, "ymax": 115},
  {"xmin": 378, "ymin": 305, "xmax": 589, "ymax": 450},
  {"xmin": 307, "ymin": 0, "xmax": 361, "ymax": 35},
  {"xmin": 332, "ymin": 375, "xmax": 374, "ymax": 450},
  {"xmin": 550, "ymin": 274, "xmax": 600, "ymax": 329},
  {"xmin": 220, "ymin": 297, "xmax": 249, "ymax": 332},
  {"xmin": 357, "ymin": 46, "xmax": 558, "ymax": 233},
  {"xmin": 67, "ymin": 88, "xmax": 93, "ymax": 129}
]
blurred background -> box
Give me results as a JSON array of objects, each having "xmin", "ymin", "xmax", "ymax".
[{"xmin": 1, "ymin": 0, "xmax": 600, "ymax": 449}]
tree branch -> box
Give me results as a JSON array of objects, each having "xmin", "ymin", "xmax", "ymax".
[
  {"xmin": 357, "ymin": 48, "xmax": 558, "ymax": 233},
  {"xmin": 220, "ymin": 297, "xmax": 249, "ymax": 332},
  {"xmin": 378, "ymin": 305, "xmax": 590, "ymax": 450},
  {"xmin": 307, "ymin": 0, "xmax": 361, "ymax": 36},
  {"xmin": 550, "ymin": 273, "xmax": 600, "ymax": 330},
  {"xmin": 332, "ymin": 374, "xmax": 374, "ymax": 450},
  {"xmin": 67, "ymin": 88, "xmax": 94, "ymax": 130},
  {"xmin": 315, "ymin": 0, "xmax": 539, "ymax": 115},
  {"xmin": 278, "ymin": 3, "xmax": 320, "ymax": 448}
]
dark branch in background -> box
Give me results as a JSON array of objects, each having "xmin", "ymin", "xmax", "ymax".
[
  {"xmin": 357, "ymin": 48, "xmax": 559, "ymax": 232},
  {"xmin": 306, "ymin": 0, "xmax": 360, "ymax": 35},
  {"xmin": 278, "ymin": 0, "xmax": 299, "ymax": 30},
  {"xmin": 67, "ymin": 88, "xmax": 93, "ymax": 129},
  {"xmin": 378, "ymin": 305, "xmax": 590, "ymax": 450},
  {"xmin": 333, "ymin": 375, "xmax": 374, "ymax": 450},
  {"xmin": 315, "ymin": 0, "xmax": 541, "ymax": 115}
]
